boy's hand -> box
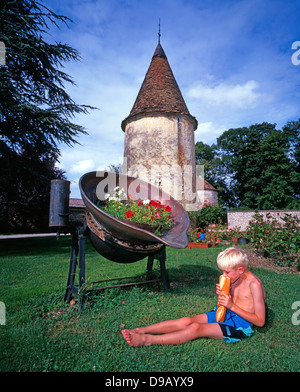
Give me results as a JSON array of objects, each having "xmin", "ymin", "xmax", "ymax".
[
  {"xmin": 216, "ymin": 283, "xmax": 233, "ymax": 309},
  {"xmin": 217, "ymin": 292, "xmax": 233, "ymax": 310}
]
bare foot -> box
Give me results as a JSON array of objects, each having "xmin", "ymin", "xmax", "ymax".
[
  {"xmin": 121, "ymin": 329, "xmax": 134, "ymax": 345},
  {"xmin": 121, "ymin": 329, "xmax": 151, "ymax": 347}
]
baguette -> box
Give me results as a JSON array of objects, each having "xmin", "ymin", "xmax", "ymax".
[{"xmin": 215, "ymin": 275, "xmax": 231, "ymax": 322}]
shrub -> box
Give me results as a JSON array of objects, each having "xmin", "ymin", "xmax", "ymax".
[
  {"xmin": 247, "ymin": 212, "xmax": 300, "ymax": 268},
  {"xmin": 206, "ymin": 219, "xmax": 231, "ymax": 242},
  {"xmin": 188, "ymin": 202, "xmax": 226, "ymax": 229}
]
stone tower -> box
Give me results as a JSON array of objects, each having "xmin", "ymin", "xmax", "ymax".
[{"xmin": 121, "ymin": 40, "xmax": 198, "ymax": 208}]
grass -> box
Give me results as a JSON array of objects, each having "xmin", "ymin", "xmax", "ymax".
[{"xmin": 0, "ymin": 236, "xmax": 299, "ymax": 372}]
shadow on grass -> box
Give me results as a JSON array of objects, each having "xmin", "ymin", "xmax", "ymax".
[
  {"xmin": 79, "ymin": 264, "xmax": 220, "ymax": 309},
  {"xmin": 0, "ymin": 236, "xmax": 72, "ymax": 256},
  {"xmin": 255, "ymin": 303, "xmax": 274, "ymax": 334}
]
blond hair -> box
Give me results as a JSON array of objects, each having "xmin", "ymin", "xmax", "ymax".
[{"xmin": 217, "ymin": 247, "xmax": 249, "ymax": 270}]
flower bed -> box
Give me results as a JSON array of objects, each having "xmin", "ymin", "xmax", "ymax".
[
  {"xmin": 188, "ymin": 228, "xmax": 205, "ymax": 243},
  {"xmin": 187, "ymin": 228, "xmax": 217, "ymax": 248},
  {"xmin": 188, "ymin": 223, "xmax": 241, "ymax": 248},
  {"xmin": 97, "ymin": 187, "xmax": 174, "ymax": 236}
]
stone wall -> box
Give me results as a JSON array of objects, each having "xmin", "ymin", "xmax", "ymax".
[
  {"xmin": 227, "ymin": 210, "xmax": 300, "ymax": 231},
  {"xmin": 123, "ymin": 113, "xmax": 196, "ymax": 208}
]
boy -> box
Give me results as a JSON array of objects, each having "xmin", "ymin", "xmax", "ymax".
[{"xmin": 121, "ymin": 247, "xmax": 266, "ymax": 346}]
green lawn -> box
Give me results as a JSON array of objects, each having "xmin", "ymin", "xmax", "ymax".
[{"xmin": 0, "ymin": 236, "xmax": 299, "ymax": 372}]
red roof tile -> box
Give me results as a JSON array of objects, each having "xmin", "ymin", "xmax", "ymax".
[
  {"xmin": 122, "ymin": 43, "xmax": 197, "ymax": 130},
  {"xmin": 196, "ymin": 177, "xmax": 218, "ymax": 191},
  {"xmin": 69, "ymin": 198, "xmax": 85, "ymax": 208}
]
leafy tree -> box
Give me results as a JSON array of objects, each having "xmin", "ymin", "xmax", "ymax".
[
  {"xmin": 216, "ymin": 121, "xmax": 300, "ymax": 209},
  {"xmin": 0, "ymin": 1, "xmax": 94, "ymax": 231},
  {"xmin": 195, "ymin": 141, "xmax": 234, "ymax": 207},
  {"xmin": 0, "ymin": 147, "xmax": 66, "ymax": 232}
]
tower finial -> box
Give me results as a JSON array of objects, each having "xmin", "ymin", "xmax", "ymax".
[{"xmin": 158, "ymin": 18, "xmax": 161, "ymax": 44}]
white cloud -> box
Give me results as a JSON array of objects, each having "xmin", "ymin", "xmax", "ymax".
[
  {"xmin": 187, "ymin": 80, "xmax": 261, "ymax": 109},
  {"xmin": 194, "ymin": 122, "xmax": 226, "ymax": 144},
  {"xmin": 69, "ymin": 159, "xmax": 95, "ymax": 174}
]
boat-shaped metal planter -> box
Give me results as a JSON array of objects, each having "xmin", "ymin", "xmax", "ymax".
[{"xmin": 79, "ymin": 171, "xmax": 190, "ymax": 262}]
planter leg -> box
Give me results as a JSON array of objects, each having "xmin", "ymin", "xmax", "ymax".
[
  {"xmin": 158, "ymin": 246, "xmax": 170, "ymax": 291},
  {"xmin": 146, "ymin": 246, "xmax": 170, "ymax": 291},
  {"xmin": 64, "ymin": 230, "xmax": 79, "ymax": 303},
  {"xmin": 64, "ymin": 223, "xmax": 89, "ymax": 308},
  {"xmin": 78, "ymin": 226, "xmax": 87, "ymax": 309},
  {"xmin": 146, "ymin": 255, "xmax": 154, "ymax": 273}
]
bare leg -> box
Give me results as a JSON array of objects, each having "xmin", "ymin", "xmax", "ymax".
[
  {"xmin": 122, "ymin": 322, "xmax": 223, "ymax": 347},
  {"xmin": 132, "ymin": 314, "xmax": 208, "ymax": 335}
]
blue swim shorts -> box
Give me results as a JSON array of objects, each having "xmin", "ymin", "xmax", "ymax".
[{"xmin": 206, "ymin": 306, "xmax": 254, "ymax": 343}]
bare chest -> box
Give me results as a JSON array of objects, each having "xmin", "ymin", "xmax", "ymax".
[{"xmin": 231, "ymin": 281, "xmax": 254, "ymax": 309}]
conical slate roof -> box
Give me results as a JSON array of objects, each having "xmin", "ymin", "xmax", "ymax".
[{"xmin": 121, "ymin": 43, "xmax": 197, "ymax": 130}]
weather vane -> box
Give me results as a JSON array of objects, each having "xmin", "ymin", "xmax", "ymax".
[{"xmin": 158, "ymin": 18, "xmax": 161, "ymax": 44}]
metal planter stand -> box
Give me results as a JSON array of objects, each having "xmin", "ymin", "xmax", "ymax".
[
  {"xmin": 64, "ymin": 224, "xmax": 170, "ymax": 308},
  {"xmin": 49, "ymin": 173, "xmax": 190, "ymax": 309}
]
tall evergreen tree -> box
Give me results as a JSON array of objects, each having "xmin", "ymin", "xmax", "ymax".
[{"xmin": 0, "ymin": 1, "xmax": 94, "ymax": 231}]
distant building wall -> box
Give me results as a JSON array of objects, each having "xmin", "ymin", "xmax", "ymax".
[
  {"xmin": 196, "ymin": 190, "xmax": 218, "ymax": 206},
  {"xmin": 123, "ymin": 113, "xmax": 196, "ymax": 208},
  {"xmin": 227, "ymin": 210, "xmax": 300, "ymax": 231},
  {"xmin": 195, "ymin": 177, "xmax": 218, "ymax": 207}
]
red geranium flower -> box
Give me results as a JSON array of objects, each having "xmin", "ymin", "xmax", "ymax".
[
  {"xmin": 125, "ymin": 210, "xmax": 133, "ymax": 218},
  {"xmin": 149, "ymin": 200, "xmax": 163, "ymax": 208},
  {"xmin": 164, "ymin": 205, "xmax": 171, "ymax": 212}
]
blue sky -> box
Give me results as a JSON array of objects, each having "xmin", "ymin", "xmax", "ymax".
[{"xmin": 43, "ymin": 0, "xmax": 300, "ymax": 198}]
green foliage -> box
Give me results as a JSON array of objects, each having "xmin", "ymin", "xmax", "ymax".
[
  {"xmin": 188, "ymin": 203, "xmax": 226, "ymax": 229},
  {"xmin": 0, "ymin": 1, "xmax": 95, "ymax": 231},
  {"xmin": 205, "ymin": 220, "xmax": 233, "ymax": 242},
  {"xmin": 0, "ymin": 148, "xmax": 66, "ymax": 232},
  {"xmin": 197, "ymin": 121, "xmax": 300, "ymax": 209},
  {"xmin": 0, "ymin": 0, "xmax": 93, "ymax": 153},
  {"xmin": 247, "ymin": 212, "xmax": 300, "ymax": 268},
  {"xmin": 195, "ymin": 141, "xmax": 232, "ymax": 206},
  {"xmin": 216, "ymin": 121, "xmax": 300, "ymax": 209}
]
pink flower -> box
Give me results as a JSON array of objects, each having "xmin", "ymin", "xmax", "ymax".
[
  {"xmin": 127, "ymin": 193, "xmax": 136, "ymax": 200},
  {"xmin": 156, "ymin": 212, "xmax": 161, "ymax": 219}
]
